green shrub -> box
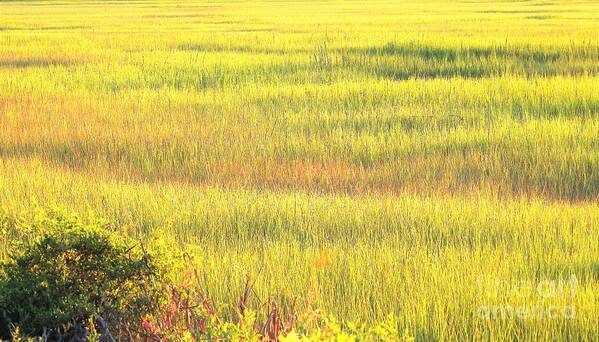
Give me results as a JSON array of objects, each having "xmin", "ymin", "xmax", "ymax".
[{"xmin": 0, "ymin": 212, "xmax": 164, "ymax": 340}]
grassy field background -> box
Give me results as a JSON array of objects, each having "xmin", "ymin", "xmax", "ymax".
[{"xmin": 1, "ymin": 0, "xmax": 598, "ymax": 340}]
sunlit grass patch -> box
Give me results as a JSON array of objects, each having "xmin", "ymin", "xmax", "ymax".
[{"xmin": 1, "ymin": 0, "xmax": 598, "ymax": 339}]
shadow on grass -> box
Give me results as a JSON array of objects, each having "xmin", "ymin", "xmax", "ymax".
[
  {"xmin": 0, "ymin": 59, "xmax": 72, "ymax": 69},
  {"xmin": 348, "ymin": 42, "xmax": 566, "ymax": 62}
]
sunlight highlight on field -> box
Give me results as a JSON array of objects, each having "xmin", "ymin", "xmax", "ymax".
[{"xmin": 1, "ymin": 0, "xmax": 598, "ymax": 340}]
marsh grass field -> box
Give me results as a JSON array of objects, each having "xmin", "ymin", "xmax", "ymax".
[{"xmin": 1, "ymin": 0, "xmax": 599, "ymax": 339}]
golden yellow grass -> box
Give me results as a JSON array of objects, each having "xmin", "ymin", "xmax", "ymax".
[{"xmin": 1, "ymin": 0, "xmax": 599, "ymax": 340}]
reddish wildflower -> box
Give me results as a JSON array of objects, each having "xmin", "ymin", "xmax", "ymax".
[{"xmin": 141, "ymin": 318, "xmax": 161, "ymax": 335}]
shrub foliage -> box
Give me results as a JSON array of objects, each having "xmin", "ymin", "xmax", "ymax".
[{"xmin": 0, "ymin": 213, "xmax": 163, "ymax": 340}]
